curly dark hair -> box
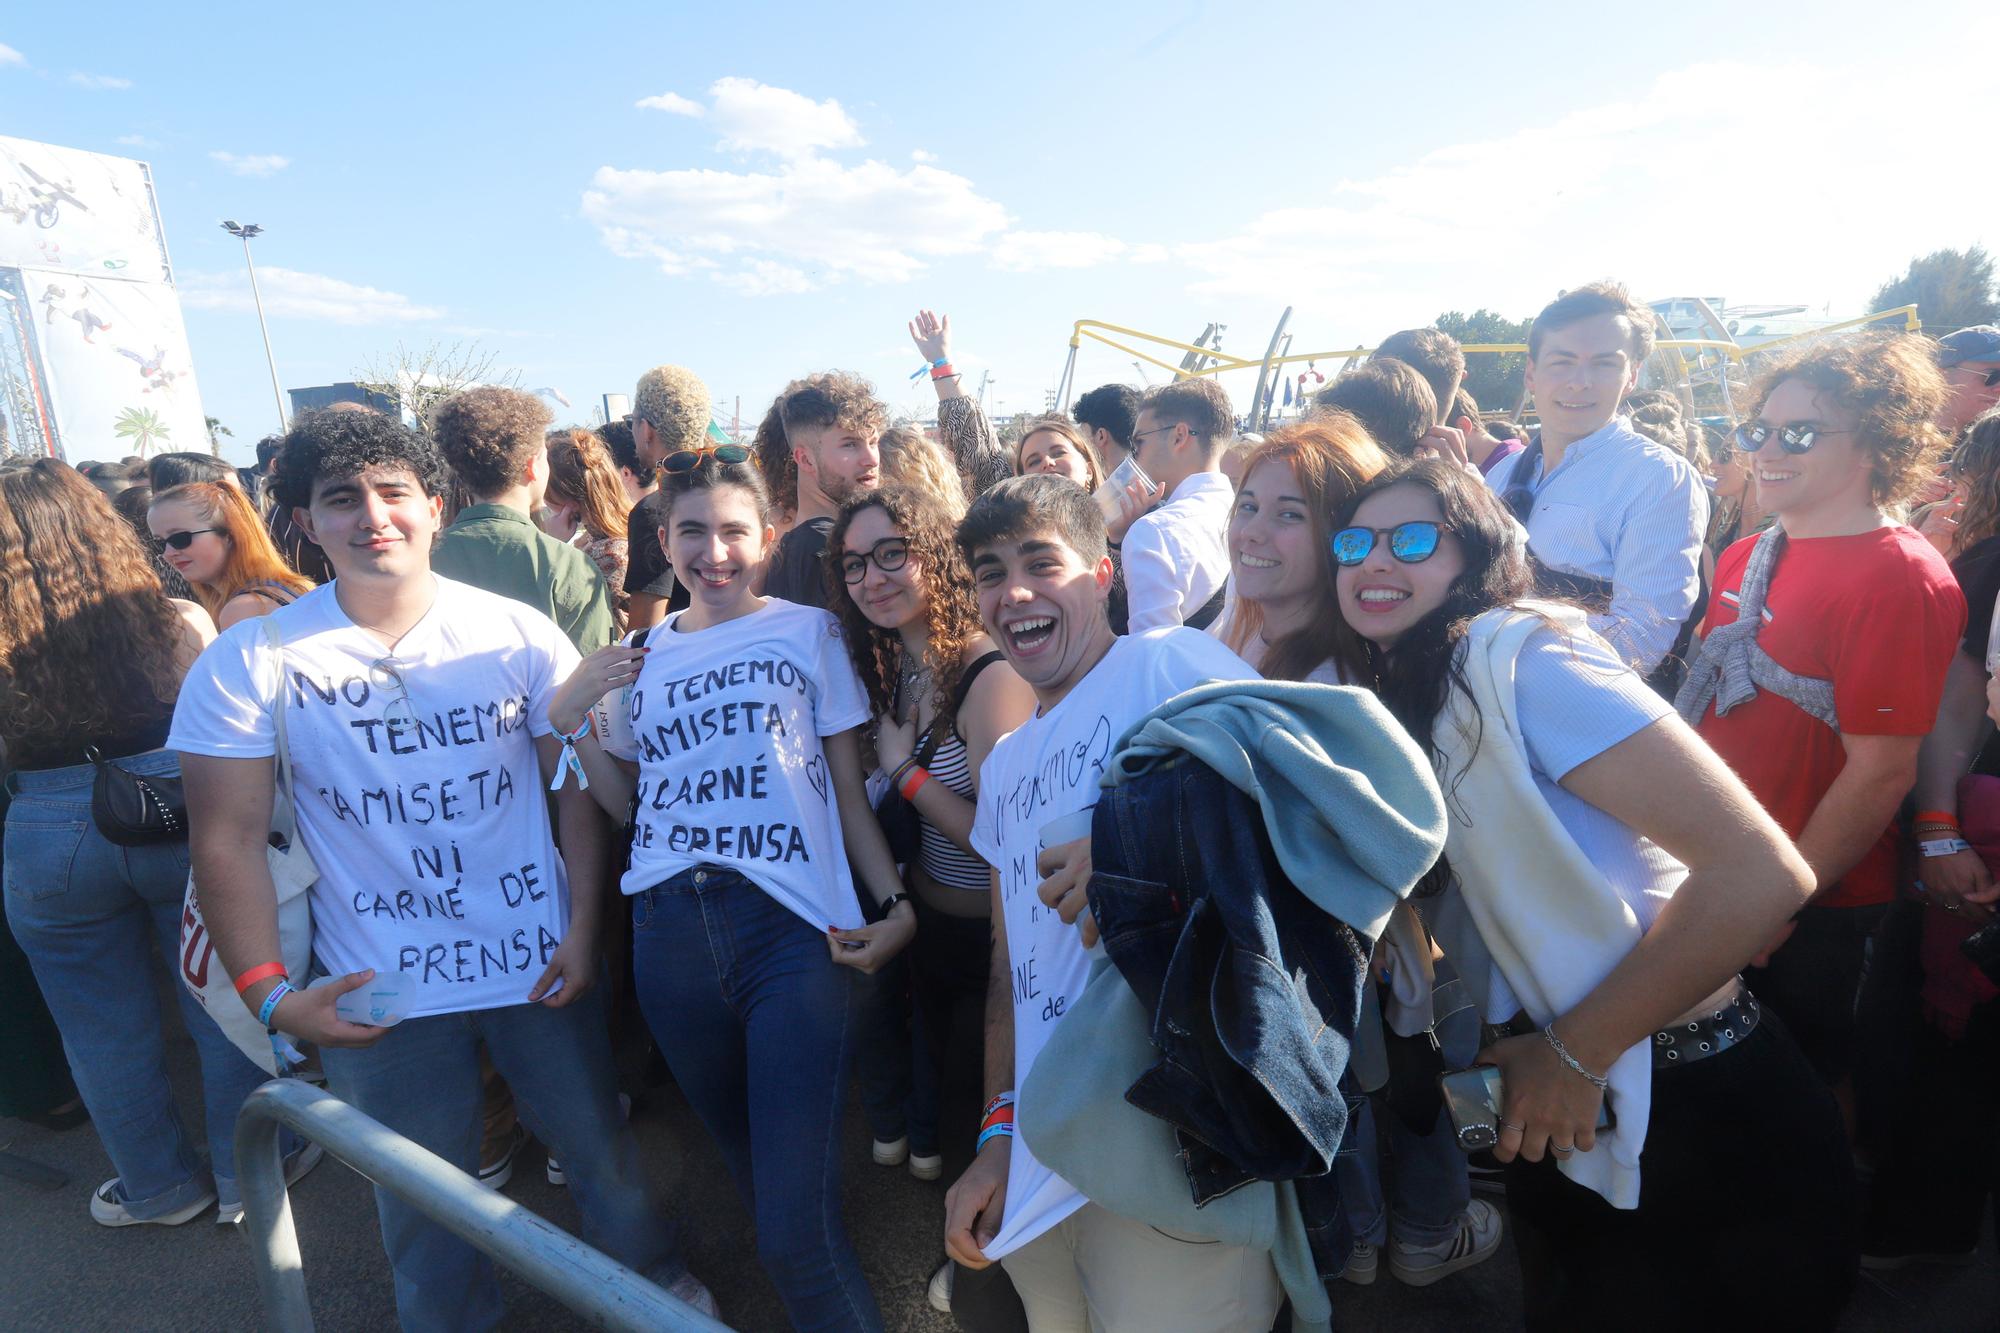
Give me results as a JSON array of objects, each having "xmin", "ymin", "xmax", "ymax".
[
  {"xmin": 0, "ymin": 460, "xmax": 187, "ymax": 758},
  {"xmin": 1743, "ymin": 331, "xmax": 1950, "ymax": 507},
  {"xmin": 272, "ymin": 407, "xmax": 448, "ymax": 513},
  {"xmin": 827, "ymin": 485, "xmax": 984, "ymax": 723},
  {"xmin": 781, "ymin": 372, "xmax": 889, "ymax": 447},
  {"xmin": 751, "ymin": 389, "xmax": 800, "ymax": 514},
  {"xmin": 430, "ymin": 386, "xmax": 554, "ymax": 497}
]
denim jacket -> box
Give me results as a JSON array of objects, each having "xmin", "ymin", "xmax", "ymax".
[{"xmin": 1021, "ymin": 680, "xmax": 1447, "ymax": 1333}]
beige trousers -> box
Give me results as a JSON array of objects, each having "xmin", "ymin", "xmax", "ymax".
[{"xmin": 998, "ymin": 1202, "xmax": 1284, "ymax": 1333}]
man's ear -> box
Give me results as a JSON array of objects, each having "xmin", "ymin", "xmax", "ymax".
[{"xmin": 292, "ymin": 506, "xmax": 318, "ymax": 544}]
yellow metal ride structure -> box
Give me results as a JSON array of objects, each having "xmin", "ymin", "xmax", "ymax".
[{"xmin": 1052, "ymin": 304, "xmax": 1923, "ymax": 433}]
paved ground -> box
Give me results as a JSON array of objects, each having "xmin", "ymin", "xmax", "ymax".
[{"xmin": 1, "ymin": 971, "xmax": 1995, "ymax": 1331}]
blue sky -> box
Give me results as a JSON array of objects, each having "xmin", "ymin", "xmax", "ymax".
[{"xmin": 3, "ymin": 1, "xmax": 1993, "ymax": 462}]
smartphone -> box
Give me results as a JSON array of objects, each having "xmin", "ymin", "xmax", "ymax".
[{"xmin": 1438, "ymin": 1066, "xmax": 1613, "ymax": 1153}]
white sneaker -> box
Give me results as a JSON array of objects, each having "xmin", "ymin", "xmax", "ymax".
[
  {"xmin": 1340, "ymin": 1239, "xmax": 1379, "ymax": 1286},
  {"xmin": 909, "ymin": 1151, "xmax": 943, "ymax": 1182},
  {"xmin": 1389, "ymin": 1199, "xmax": 1503, "ymax": 1287},
  {"xmin": 871, "ymin": 1135, "xmax": 909, "ymax": 1167},
  {"xmin": 667, "ymin": 1273, "xmax": 719, "ymax": 1319},
  {"xmin": 477, "ymin": 1124, "xmax": 529, "ymax": 1191},
  {"xmin": 90, "ymin": 1178, "xmax": 216, "ymax": 1228},
  {"xmin": 927, "ymin": 1261, "xmax": 953, "ymax": 1313},
  {"xmin": 217, "ymin": 1142, "xmax": 327, "ymax": 1225}
]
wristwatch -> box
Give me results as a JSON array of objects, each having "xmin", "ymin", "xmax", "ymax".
[{"xmin": 879, "ymin": 892, "xmax": 910, "ymax": 916}]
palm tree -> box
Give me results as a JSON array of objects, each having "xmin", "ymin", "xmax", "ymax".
[
  {"xmin": 205, "ymin": 415, "xmax": 233, "ymax": 457},
  {"xmin": 113, "ymin": 406, "xmax": 171, "ymax": 457}
]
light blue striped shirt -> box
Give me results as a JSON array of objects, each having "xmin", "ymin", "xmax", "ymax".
[{"xmin": 1486, "ymin": 416, "xmax": 1709, "ymax": 671}]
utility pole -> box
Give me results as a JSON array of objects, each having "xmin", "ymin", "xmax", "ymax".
[{"xmin": 222, "ymin": 221, "xmax": 287, "ymax": 430}]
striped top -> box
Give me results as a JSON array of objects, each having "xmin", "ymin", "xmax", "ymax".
[
  {"xmin": 1485, "ymin": 417, "xmax": 1709, "ymax": 672},
  {"xmin": 919, "ymin": 724, "xmax": 988, "ymax": 889}
]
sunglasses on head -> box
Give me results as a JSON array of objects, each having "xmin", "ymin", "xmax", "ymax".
[
  {"xmin": 159, "ymin": 528, "xmax": 223, "ymax": 550},
  {"xmin": 1330, "ymin": 520, "xmax": 1443, "ymax": 567},
  {"xmin": 663, "ymin": 444, "xmax": 751, "ymax": 474},
  {"xmin": 1734, "ymin": 422, "xmax": 1853, "ymax": 456}
]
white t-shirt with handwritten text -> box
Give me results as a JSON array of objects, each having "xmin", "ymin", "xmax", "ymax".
[
  {"xmin": 970, "ymin": 628, "xmax": 1256, "ymax": 1257},
  {"xmin": 168, "ymin": 577, "xmax": 580, "ymax": 1020},
  {"xmin": 603, "ymin": 598, "xmax": 873, "ymax": 934}
]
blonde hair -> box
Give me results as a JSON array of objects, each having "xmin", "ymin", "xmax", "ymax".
[
  {"xmin": 633, "ymin": 365, "xmax": 712, "ymax": 453},
  {"xmin": 880, "ymin": 426, "xmax": 967, "ymax": 516},
  {"xmin": 151, "ymin": 481, "xmax": 312, "ymax": 621}
]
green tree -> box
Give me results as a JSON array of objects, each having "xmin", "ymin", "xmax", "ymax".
[
  {"xmin": 113, "ymin": 406, "xmax": 170, "ymax": 456},
  {"xmin": 1434, "ymin": 309, "xmax": 1533, "ymax": 414},
  {"xmin": 1870, "ymin": 247, "xmax": 2000, "ymax": 332},
  {"xmin": 205, "ymin": 415, "xmax": 233, "ymax": 456}
]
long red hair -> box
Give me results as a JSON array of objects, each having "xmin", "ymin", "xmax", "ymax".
[{"xmin": 151, "ymin": 481, "xmax": 312, "ymax": 621}]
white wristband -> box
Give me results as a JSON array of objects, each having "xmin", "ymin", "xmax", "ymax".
[{"xmin": 1919, "ymin": 837, "xmax": 1973, "ymax": 858}]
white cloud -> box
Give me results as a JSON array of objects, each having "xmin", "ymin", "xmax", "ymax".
[
  {"xmin": 1169, "ymin": 58, "xmax": 1994, "ymax": 333},
  {"xmin": 116, "ymin": 133, "xmax": 158, "ymax": 149},
  {"xmin": 705, "ymin": 77, "xmax": 863, "ymax": 158},
  {"xmin": 636, "ymin": 91, "xmax": 703, "ymax": 117},
  {"xmin": 583, "ymin": 155, "xmax": 1006, "ymax": 290},
  {"xmin": 990, "ymin": 230, "xmax": 1131, "ymax": 272},
  {"xmin": 69, "ymin": 72, "xmax": 132, "ymax": 90},
  {"xmin": 179, "ymin": 266, "xmax": 444, "ymax": 325},
  {"xmin": 0, "ymin": 43, "xmax": 25, "ymax": 67},
  {"xmin": 910, "ymin": 149, "xmax": 937, "ymax": 164},
  {"xmin": 210, "ymin": 150, "xmax": 290, "ymax": 177}
]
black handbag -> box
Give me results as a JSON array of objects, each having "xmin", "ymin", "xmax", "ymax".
[{"xmin": 86, "ymin": 745, "xmax": 187, "ymax": 845}]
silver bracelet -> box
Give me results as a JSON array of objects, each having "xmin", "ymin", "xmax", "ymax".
[{"xmin": 1543, "ymin": 1025, "xmax": 1609, "ymax": 1091}]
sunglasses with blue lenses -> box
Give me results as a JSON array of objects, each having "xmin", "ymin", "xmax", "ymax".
[{"xmin": 1330, "ymin": 521, "xmax": 1444, "ymax": 567}]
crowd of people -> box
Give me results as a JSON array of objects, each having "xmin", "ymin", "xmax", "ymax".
[{"xmin": 3, "ymin": 287, "xmax": 1999, "ymax": 1333}]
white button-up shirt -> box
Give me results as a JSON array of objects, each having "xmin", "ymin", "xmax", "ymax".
[
  {"xmin": 1485, "ymin": 417, "xmax": 1709, "ymax": 671},
  {"xmin": 1120, "ymin": 470, "xmax": 1236, "ymax": 633}
]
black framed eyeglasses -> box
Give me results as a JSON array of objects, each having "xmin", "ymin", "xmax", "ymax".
[
  {"xmin": 1735, "ymin": 422, "xmax": 1853, "ymax": 456},
  {"xmin": 840, "ymin": 537, "xmax": 910, "ymax": 584},
  {"xmin": 159, "ymin": 528, "xmax": 224, "ymax": 550},
  {"xmin": 1330, "ymin": 521, "xmax": 1444, "ymax": 567},
  {"xmin": 662, "ymin": 444, "xmax": 751, "ymax": 474}
]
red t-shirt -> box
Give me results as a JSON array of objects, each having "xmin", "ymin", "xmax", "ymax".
[{"xmin": 1694, "ymin": 525, "xmax": 1965, "ymax": 908}]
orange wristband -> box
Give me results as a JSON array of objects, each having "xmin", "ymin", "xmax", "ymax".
[
  {"xmin": 1915, "ymin": 810, "xmax": 1959, "ymax": 828},
  {"xmin": 900, "ymin": 767, "xmax": 932, "ymax": 802},
  {"xmin": 233, "ymin": 961, "xmax": 289, "ymax": 994}
]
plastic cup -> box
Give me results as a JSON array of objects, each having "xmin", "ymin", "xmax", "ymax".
[
  {"xmin": 1093, "ymin": 455, "xmax": 1154, "ymax": 526},
  {"xmin": 1038, "ymin": 808, "xmax": 1095, "ymax": 851},
  {"xmin": 309, "ymin": 969, "xmax": 415, "ymax": 1028}
]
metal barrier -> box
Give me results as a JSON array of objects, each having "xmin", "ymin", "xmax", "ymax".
[{"xmin": 235, "ymin": 1078, "xmax": 731, "ymax": 1332}]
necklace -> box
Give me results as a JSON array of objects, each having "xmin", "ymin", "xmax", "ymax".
[{"xmin": 898, "ymin": 651, "xmax": 932, "ymax": 716}]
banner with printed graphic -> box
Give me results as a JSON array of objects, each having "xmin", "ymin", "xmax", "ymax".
[{"xmin": 0, "ymin": 135, "xmax": 204, "ymax": 461}]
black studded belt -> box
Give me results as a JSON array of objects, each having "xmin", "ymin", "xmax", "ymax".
[{"xmin": 1651, "ymin": 982, "xmax": 1758, "ymax": 1069}]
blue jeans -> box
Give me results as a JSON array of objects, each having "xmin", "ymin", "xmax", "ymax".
[
  {"xmin": 1336, "ymin": 986, "xmax": 1478, "ymax": 1250},
  {"xmin": 3, "ymin": 751, "xmax": 269, "ymax": 1217},
  {"xmin": 320, "ymin": 982, "xmax": 679, "ymax": 1332},
  {"xmin": 631, "ymin": 866, "xmax": 883, "ymax": 1332}
]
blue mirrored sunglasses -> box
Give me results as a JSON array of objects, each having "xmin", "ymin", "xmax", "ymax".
[{"xmin": 1330, "ymin": 521, "xmax": 1443, "ymax": 567}]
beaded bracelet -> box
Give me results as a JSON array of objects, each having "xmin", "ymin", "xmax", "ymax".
[{"xmin": 1542, "ymin": 1025, "xmax": 1609, "ymax": 1091}]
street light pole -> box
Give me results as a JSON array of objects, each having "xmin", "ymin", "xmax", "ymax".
[{"xmin": 222, "ymin": 221, "xmax": 287, "ymax": 430}]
